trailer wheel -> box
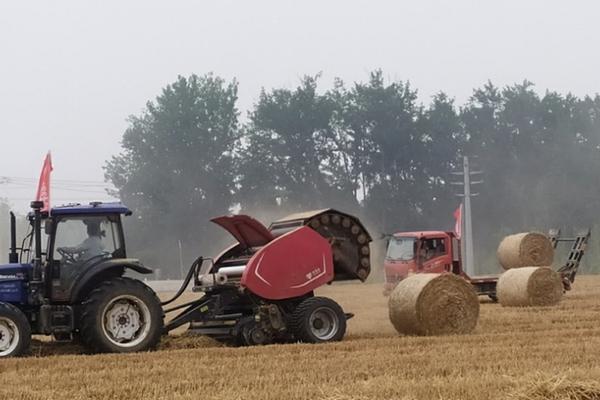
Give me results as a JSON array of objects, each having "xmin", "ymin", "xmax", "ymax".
[
  {"xmin": 0, "ymin": 302, "xmax": 31, "ymax": 357},
  {"xmin": 290, "ymin": 297, "xmax": 346, "ymax": 343},
  {"xmin": 80, "ymin": 278, "xmax": 163, "ymax": 353}
]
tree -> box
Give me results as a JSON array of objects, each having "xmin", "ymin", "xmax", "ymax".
[
  {"xmin": 237, "ymin": 75, "xmax": 356, "ymax": 213},
  {"xmin": 104, "ymin": 71, "xmax": 600, "ymax": 276},
  {"xmin": 416, "ymin": 92, "xmax": 464, "ymax": 227},
  {"xmin": 105, "ymin": 74, "xmax": 240, "ymax": 276},
  {"xmin": 338, "ymin": 71, "xmax": 428, "ymax": 232},
  {"xmin": 462, "ymin": 82, "xmax": 600, "ymax": 272}
]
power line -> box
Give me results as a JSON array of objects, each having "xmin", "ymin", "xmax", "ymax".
[
  {"xmin": 0, "ymin": 177, "xmax": 116, "ymax": 194},
  {"xmin": 0, "ymin": 175, "xmax": 107, "ymax": 183},
  {"xmin": 0, "ymin": 176, "xmax": 112, "ymax": 187},
  {"xmin": 0, "ymin": 185, "xmax": 111, "ymax": 195},
  {"xmin": 3, "ymin": 197, "xmax": 118, "ymax": 201}
]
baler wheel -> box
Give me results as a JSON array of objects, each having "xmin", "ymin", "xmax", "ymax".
[
  {"xmin": 79, "ymin": 277, "xmax": 164, "ymax": 353},
  {"xmin": 290, "ymin": 297, "xmax": 346, "ymax": 343},
  {"xmin": 0, "ymin": 302, "xmax": 30, "ymax": 357}
]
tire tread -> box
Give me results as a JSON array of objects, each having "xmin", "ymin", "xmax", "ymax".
[
  {"xmin": 289, "ymin": 296, "xmax": 346, "ymax": 343},
  {"xmin": 79, "ymin": 277, "xmax": 163, "ymax": 353},
  {"xmin": 0, "ymin": 302, "xmax": 31, "ymax": 357}
]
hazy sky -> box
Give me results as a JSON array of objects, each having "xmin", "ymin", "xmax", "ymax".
[{"xmin": 1, "ymin": 0, "xmax": 598, "ymax": 211}]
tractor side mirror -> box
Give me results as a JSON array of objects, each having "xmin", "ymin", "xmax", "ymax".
[{"xmin": 44, "ymin": 220, "xmax": 53, "ymax": 235}]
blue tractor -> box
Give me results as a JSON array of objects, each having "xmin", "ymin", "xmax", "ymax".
[{"xmin": 0, "ymin": 201, "xmax": 164, "ymax": 357}]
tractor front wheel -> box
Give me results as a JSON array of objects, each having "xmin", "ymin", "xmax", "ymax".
[
  {"xmin": 0, "ymin": 302, "xmax": 31, "ymax": 357},
  {"xmin": 290, "ymin": 297, "xmax": 346, "ymax": 343},
  {"xmin": 80, "ymin": 278, "xmax": 163, "ymax": 353}
]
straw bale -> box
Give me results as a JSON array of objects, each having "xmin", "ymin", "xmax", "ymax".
[
  {"xmin": 388, "ymin": 273, "xmax": 479, "ymax": 335},
  {"xmin": 497, "ymin": 232, "xmax": 554, "ymax": 270},
  {"xmin": 497, "ymin": 266, "xmax": 563, "ymax": 307}
]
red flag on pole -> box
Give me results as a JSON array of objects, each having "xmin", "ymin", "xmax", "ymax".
[
  {"xmin": 35, "ymin": 152, "xmax": 53, "ymax": 212},
  {"xmin": 453, "ymin": 203, "xmax": 463, "ymax": 239}
]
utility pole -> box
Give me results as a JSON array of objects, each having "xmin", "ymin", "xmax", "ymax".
[
  {"xmin": 451, "ymin": 156, "xmax": 483, "ymax": 276},
  {"xmin": 178, "ymin": 240, "xmax": 184, "ymax": 280},
  {"xmin": 462, "ymin": 157, "xmax": 475, "ymax": 276}
]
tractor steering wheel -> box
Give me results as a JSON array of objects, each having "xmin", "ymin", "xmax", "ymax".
[
  {"xmin": 82, "ymin": 252, "xmax": 111, "ymax": 266},
  {"xmin": 57, "ymin": 247, "xmax": 78, "ymax": 264}
]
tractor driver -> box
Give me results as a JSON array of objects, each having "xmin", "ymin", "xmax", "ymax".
[{"xmin": 57, "ymin": 221, "xmax": 106, "ymax": 264}]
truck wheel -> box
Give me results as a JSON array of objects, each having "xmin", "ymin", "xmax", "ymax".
[
  {"xmin": 0, "ymin": 302, "xmax": 31, "ymax": 357},
  {"xmin": 290, "ymin": 297, "xmax": 346, "ymax": 343},
  {"xmin": 80, "ymin": 278, "xmax": 163, "ymax": 353}
]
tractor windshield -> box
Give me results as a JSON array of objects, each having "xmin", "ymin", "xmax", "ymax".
[
  {"xmin": 50, "ymin": 214, "xmax": 125, "ymax": 302},
  {"xmin": 53, "ymin": 216, "xmax": 122, "ymax": 263},
  {"xmin": 386, "ymin": 237, "xmax": 416, "ymax": 261}
]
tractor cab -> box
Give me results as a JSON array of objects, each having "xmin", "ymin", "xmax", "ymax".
[
  {"xmin": 383, "ymin": 231, "xmax": 459, "ymax": 291},
  {"xmin": 42, "ymin": 202, "xmax": 131, "ymax": 301},
  {"xmin": 1, "ymin": 202, "xmax": 139, "ymax": 304}
]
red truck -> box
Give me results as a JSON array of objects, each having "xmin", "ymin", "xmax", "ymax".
[{"xmin": 382, "ymin": 229, "xmax": 590, "ymax": 300}]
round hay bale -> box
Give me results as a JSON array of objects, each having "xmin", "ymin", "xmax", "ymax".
[
  {"xmin": 497, "ymin": 232, "xmax": 554, "ymax": 270},
  {"xmin": 388, "ymin": 273, "xmax": 479, "ymax": 336},
  {"xmin": 497, "ymin": 266, "xmax": 563, "ymax": 307}
]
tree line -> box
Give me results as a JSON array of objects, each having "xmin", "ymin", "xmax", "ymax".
[{"xmin": 104, "ymin": 72, "xmax": 600, "ymax": 277}]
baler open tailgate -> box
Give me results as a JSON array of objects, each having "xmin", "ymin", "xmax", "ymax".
[{"xmin": 270, "ymin": 209, "xmax": 372, "ymax": 281}]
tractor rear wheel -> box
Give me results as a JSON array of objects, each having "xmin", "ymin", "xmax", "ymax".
[
  {"xmin": 0, "ymin": 302, "xmax": 31, "ymax": 357},
  {"xmin": 290, "ymin": 297, "xmax": 346, "ymax": 343},
  {"xmin": 80, "ymin": 278, "xmax": 163, "ymax": 353}
]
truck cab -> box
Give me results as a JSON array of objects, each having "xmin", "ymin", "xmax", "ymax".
[{"xmin": 383, "ymin": 231, "xmax": 462, "ymax": 293}]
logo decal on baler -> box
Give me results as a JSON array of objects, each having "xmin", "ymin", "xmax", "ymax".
[
  {"xmin": 305, "ymin": 268, "xmax": 321, "ymax": 280},
  {"xmin": 291, "ymin": 254, "xmax": 328, "ymax": 289},
  {"xmin": 253, "ymin": 253, "xmax": 272, "ymax": 287}
]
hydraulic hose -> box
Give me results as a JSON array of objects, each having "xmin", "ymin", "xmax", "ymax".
[{"xmin": 160, "ymin": 256, "xmax": 205, "ymax": 306}]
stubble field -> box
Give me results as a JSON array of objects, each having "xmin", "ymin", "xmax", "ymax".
[{"xmin": 2, "ymin": 276, "xmax": 600, "ymax": 400}]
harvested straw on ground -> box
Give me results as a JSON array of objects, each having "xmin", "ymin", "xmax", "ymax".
[
  {"xmin": 388, "ymin": 273, "xmax": 479, "ymax": 336},
  {"xmin": 508, "ymin": 375, "xmax": 600, "ymax": 400},
  {"xmin": 497, "ymin": 232, "xmax": 554, "ymax": 270},
  {"xmin": 497, "ymin": 266, "xmax": 563, "ymax": 307}
]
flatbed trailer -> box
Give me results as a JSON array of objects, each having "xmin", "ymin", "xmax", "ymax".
[
  {"xmin": 383, "ymin": 229, "xmax": 590, "ymax": 300},
  {"xmin": 467, "ymin": 230, "xmax": 590, "ymax": 300}
]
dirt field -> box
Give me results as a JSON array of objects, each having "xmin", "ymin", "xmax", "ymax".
[{"xmin": 2, "ymin": 276, "xmax": 600, "ymax": 400}]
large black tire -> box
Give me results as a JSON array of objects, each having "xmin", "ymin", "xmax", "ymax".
[
  {"xmin": 80, "ymin": 277, "xmax": 163, "ymax": 353},
  {"xmin": 290, "ymin": 297, "xmax": 346, "ymax": 343},
  {"xmin": 0, "ymin": 302, "xmax": 31, "ymax": 357}
]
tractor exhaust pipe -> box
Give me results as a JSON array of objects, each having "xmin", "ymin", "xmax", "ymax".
[
  {"xmin": 30, "ymin": 201, "xmax": 44, "ymax": 282},
  {"xmin": 9, "ymin": 212, "xmax": 18, "ymax": 263}
]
